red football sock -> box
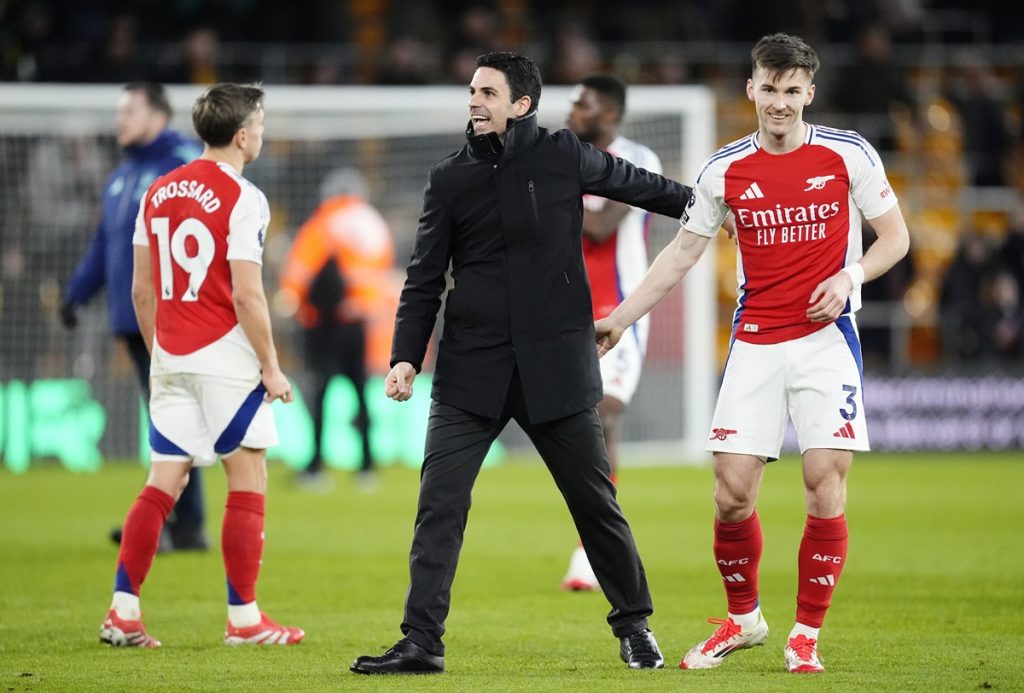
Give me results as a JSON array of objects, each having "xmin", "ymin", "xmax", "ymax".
[
  {"xmin": 796, "ymin": 514, "xmax": 848, "ymax": 628},
  {"xmin": 114, "ymin": 485, "xmax": 175, "ymax": 595},
  {"xmin": 222, "ymin": 491, "xmax": 265, "ymax": 605},
  {"xmin": 714, "ymin": 510, "xmax": 763, "ymax": 615}
]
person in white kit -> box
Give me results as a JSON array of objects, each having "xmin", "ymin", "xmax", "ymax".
[
  {"xmin": 561, "ymin": 74, "xmax": 662, "ymax": 591},
  {"xmin": 594, "ymin": 34, "xmax": 910, "ymax": 673},
  {"xmin": 98, "ymin": 83, "xmax": 304, "ymax": 648}
]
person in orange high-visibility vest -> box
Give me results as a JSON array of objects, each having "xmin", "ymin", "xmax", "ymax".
[{"xmin": 280, "ymin": 168, "xmax": 394, "ymax": 486}]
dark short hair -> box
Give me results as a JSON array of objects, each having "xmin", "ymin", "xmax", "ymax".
[
  {"xmin": 191, "ymin": 83, "xmax": 264, "ymax": 148},
  {"xmin": 751, "ymin": 33, "xmax": 820, "ymax": 79},
  {"xmin": 580, "ymin": 74, "xmax": 627, "ymax": 119},
  {"xmin": 476, "ymin": 51, "xmax": 542, "ymax": 113},
  {"xmin": 124, "ymin": 82, "xmax": 172, "ymax": 119}
]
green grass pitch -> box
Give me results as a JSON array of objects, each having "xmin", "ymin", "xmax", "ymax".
[{"xmin": 1, "ymin": 452, "xmax": 1022, "ymax": 691}]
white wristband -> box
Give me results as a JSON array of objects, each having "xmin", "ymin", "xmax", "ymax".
[{"xmin": 841, "ymin": 263, "xmax": 865, "ymax": 289}]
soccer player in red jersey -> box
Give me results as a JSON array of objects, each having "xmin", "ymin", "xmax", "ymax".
[
  {"xmin": 560, "ymin": 75, "xmax": 662, "ymax": 591},
  {"xmin": 99, "ymin": 83, "xmax": 303, "ymax": 648},
  {"xmin": 595, "ymin": 33, "xmax": 910, "ymax": 673}
]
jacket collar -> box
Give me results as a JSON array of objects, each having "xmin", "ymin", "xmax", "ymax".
[
  {"xmin": 465, "ymin": 110, "xmax": 540, "ymax": 160},
  {"xmin": 124, "ymin": 129, "xmax": 178, "ymax": 162}
]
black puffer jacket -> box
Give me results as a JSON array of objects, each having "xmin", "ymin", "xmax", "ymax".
[{"xmin": 391, "ymin": 112, "xmax": 692, "ymax": 423}]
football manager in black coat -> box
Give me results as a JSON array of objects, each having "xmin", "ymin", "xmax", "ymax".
[{"xmin": 351, "ymin": 51, "xmax": 693, "ymax": 675}]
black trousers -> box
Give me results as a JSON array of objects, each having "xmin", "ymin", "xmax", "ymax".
[
  {"xmin": 121, "ymin": 333, "xmax": 205, "ymax": 532},
  {"xmin": 400, "ymin": 369, "xmax": 653, "ymax": 655}
]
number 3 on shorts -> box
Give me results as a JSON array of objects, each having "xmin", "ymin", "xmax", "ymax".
[
  {"xmin": 840, "ymin": 384, "xmax": 858, "ymax": 422},
  {"xmin": 151, "ymin": 216, "xmax": 216, "ymax": 302}
]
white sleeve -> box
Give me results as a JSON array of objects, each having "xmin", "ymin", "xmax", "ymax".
[
  {"xmin": 132, "ymin": 188, "xmax": 150, "ymax": 247},
  {"xmin": 847, "ymin": 138, "xmax": 899, "ymax": 220},
  {"xmin": 641, "ymin": 146, "xmax": 663, "ymax": 176},
  {"xmin": 226, "ymin": 183, "xmax": 270, "ymax": 265},
  {"xmin": 680, "ymin": 160, "xmax": 729, "ymax": 238}
]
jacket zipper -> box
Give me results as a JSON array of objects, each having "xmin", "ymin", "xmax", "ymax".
[{"xmin": 528, "ymin": 179, "xmax": 541, "ymax": 230}]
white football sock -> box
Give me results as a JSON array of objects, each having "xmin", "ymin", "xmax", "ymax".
[
  {"xmin": 729, "ymin": 607, "xmax": 762, "ymax": 631},
  {"xmin": 789, "ymin": 622, "xmax": 821, "ymax": 641},
  {"xmin": 228, "ymin": 602, "xmax": 261, "ymax": 628},
  {"xmin": 111, "ymin": 591, "xmax": 141, "ymax": 621}
]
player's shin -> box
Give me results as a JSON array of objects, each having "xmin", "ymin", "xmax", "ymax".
[
  {"xmin": 714, "ymin": 510, "xmax": 763, "ymax": 626},
  {"xmin": 111, "ymin": 485, "xmax": 175, "ymax": 617},
  {"xmin": 223, "ymin": 491, "xmax": 266, "ymax": 627},
  {"xmin": 795, "ymin": 514, "xmax": 848, "ymax": 628}
]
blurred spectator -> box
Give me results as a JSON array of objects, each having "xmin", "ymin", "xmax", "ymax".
[
  {"xmin": 548, "ymin": 20, "xmax": 601, "ymax": 84},
  {"xmin": 940, "ymin": 231, "xmax": 995, "ymax": 363},
  {"xmin": 986, "ymin": 271, "xmax": 1024, "ymax": 360},
  {"xmin": 161, "ymin": 26, "xmax": 221, "ymax": 84},
  {"xmin": 1, "ymin": 0, "xmax": 56, "ymax": 81},
  {"xmin": 831, "ymin": 23, "xmax": 915, "ymax": 152},
  {"xmin": 997, "ymin": 200, "xmax": 1024, "ymax": 290},
  {"xmin": 440, "ymin": 3, "xmax": 501, "ymax": 83},
  {"xmin": 279, "ymin": 168, "xmax": 395, "ymax": 489},
  {"xmin": 377, "ymin": 37, "xmax": 432, "ymax": 84},
  {"xmin": 84, "ymin": 12, "xmax": 143, "ymax": 83},
  {"xmin": 949, "ymin": 54, "xmax": 1013, "ymax": 187}
]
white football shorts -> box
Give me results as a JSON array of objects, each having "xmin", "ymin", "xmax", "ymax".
[
  {"xmin": 600, "ymin": 325, "xmax": 644, "ymax": 405},
  {"xmin": 706, "ymin": 316, "xmax": 869, "ymax": 460},
  {"xmin": 148, "ymin": 372, "xmax": 278, "ymax": 466}
]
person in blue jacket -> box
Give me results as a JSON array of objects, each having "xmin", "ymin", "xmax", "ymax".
[{"xmin": 61, "ymin": 82, "xmax": 208, "ymax": 552}]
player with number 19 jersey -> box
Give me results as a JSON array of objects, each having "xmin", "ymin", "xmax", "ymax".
[{"xmin": 133, "ymin": 159, "xmax": 269, "ymax": 380}]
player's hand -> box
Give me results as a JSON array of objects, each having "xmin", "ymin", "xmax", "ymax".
[
  {"xmin": 721, "ymin": 212, "xmax": 737, "ymax": 242},
  {"xmin": 261, "ymin": 366, "xmax": 294, "ymax": 403},
  {"xmin": 59, "ymin": 300, "xmax": 78, "ymax": 329},
  {"xmin": 595, "ymin": 317, "xmax": 626, "ymax": 358},
  {"xmin": 385, "ymin": 361, "xmax": 417, "ymax": 401},
  {"xmin": 806, "ymin": 271, "xmax": 854, "ymax": 322}
]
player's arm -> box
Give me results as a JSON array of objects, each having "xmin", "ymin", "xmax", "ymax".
[
  {"xmin": 131, "ymin": 245, "xmax": 156, "ymax": 353},
  {"xmin": 576, "ymin": 137, "xmax": 692, "ymax": 219},
  {"xmin": 230, "ymin": 259, "xmax": 293, "ymax": 403},
  {"xmin": 806, "ymin": 204, "xmax": 910, "ymax": 322},
  {"xmin": 582, "ymin": 198, "xmax": 631, "ymax": 243},
  {"xmin": 596, "ymin": 227, "xmax": 710, "ymax": 356}
]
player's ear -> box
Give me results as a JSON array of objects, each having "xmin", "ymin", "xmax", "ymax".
[
  {"xmin": 805, "ymin": 83, "xmax": 816, "ymax": 106},
  {"xmin": 234, "ymin": 126, "xmax": 247, "ymax": 150},
  {"xmin": 746, "ymin": 79, "xmax": 755, "ymax": 102}
]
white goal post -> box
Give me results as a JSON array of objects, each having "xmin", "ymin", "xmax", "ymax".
[{"xmin": 0, "ymin": 83, "xmax": 716, "ymax": 465}]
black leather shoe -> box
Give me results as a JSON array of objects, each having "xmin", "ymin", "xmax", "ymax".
[
  {"xmin": 350, "ymin": 639, "xmax": 444, "ymax": 675},
  {"xmin": 620, "ymin": 628, "xmax": 665, "ymax": 669},
  {"xmin": 168, "ymin": 525, "xmax": 210, "ymax": 551}
]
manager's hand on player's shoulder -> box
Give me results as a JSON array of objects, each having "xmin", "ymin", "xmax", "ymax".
[
  {"xmin": 261, "ymin": 365, "xmax": 294, "ymax": 403},
  {"xmin": 595, "ymin": 317, "xmax": 625, "ymax": 358},
  {"xmin": 385, "ymin": 361, "xmax": 416, "ymax": 402}
]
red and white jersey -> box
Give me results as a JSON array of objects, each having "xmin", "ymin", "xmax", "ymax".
[
  {"xmin": 683, "ymin": 124, "xmax": 898, "ymax": 344},
  {"xmin": 133, "ymin": 159, "xmax": 270, "ymax": 378},
  {"xmin": 582, "ymin": 135, "xmax": 661, "ymax": 351}
]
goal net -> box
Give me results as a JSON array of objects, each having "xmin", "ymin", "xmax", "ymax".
[{"xmin": 0, "ymin": 83, "xmax": 716, "ymax": 467}]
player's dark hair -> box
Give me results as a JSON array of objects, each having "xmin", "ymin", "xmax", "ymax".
[
  {"xmin": 751, "ymin": 33, "xmax": 820, "ymax": 79},
  {"xmin": 192, "ymin": 83, "xmax": 264, "ymax": 148},
  {"xmin": 580, "ymin": 74, "xmax": 627, "ymax": 120},
  {"xmin": 125, "ymin": 82, "xmax": 172, "ymax": 119},
  {"xmin": 476, "ymin": 51, "xmax": 542, "ymax": 114}
]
